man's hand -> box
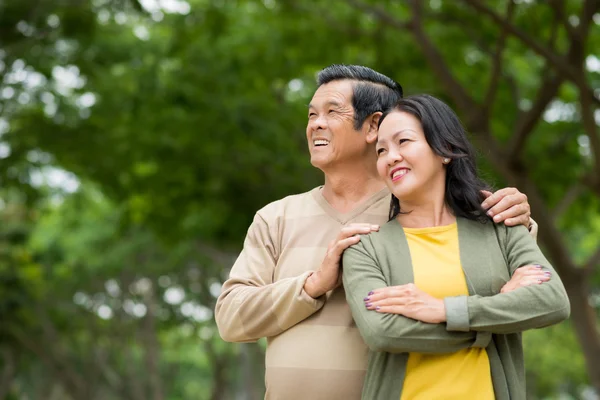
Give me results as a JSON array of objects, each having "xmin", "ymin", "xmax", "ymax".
[
  {"xmin": 500, "ymin": 265, "xmax": 551, "ymax": 294},
  {"xmin": 363, "ymin": 283, "xmax": 446, "ymax": 324},
  {"xmin": 481, "ymin": 188, "xmax": 531, "ymax": 227},
  {"xmin": 304, "ymin": 223, "xmax": 379, "ymax": 298}
]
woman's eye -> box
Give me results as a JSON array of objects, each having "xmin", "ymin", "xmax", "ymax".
[
  {"xmin": 308, "ymin": 113, "xmax": 316, "ymax": 118},
  {"xmin": 399, "ymin": 139, "xmax": 410, "ymax": 144},
  {"xmin": 376, "ymin": 148, "xmax": 386, "ymax": 155}
]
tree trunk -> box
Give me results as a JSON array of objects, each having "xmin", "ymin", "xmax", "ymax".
[
  {"xmin": 501, "ymin": 159, "xmax": 600, "ymax": 395},
  {"xmin": 0, "ymin": 348, "xmax": 15, "ymax": 400},
  {"xmin": 562, "ymin": 273, "xmax": 600, "ymax": 394},
  {"xmin": 142, "ymin": 287, "xmax": 165, "ymax": 400}
]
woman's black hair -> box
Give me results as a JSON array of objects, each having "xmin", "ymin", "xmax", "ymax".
[{"xmin": 378, "ymin": 94, "xmax": 493, "ymax": 223}]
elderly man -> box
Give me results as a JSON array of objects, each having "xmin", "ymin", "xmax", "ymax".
[{"xmin": 215, "ymin": 65, "xmax": 535, "ymax": 399}]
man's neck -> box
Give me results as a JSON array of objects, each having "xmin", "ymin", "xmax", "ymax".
[{"xmin": 321, "ymin": 165, "xmax": 386, "ymax": 214}]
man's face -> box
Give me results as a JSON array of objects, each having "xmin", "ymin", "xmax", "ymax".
[{"xmin": 306, "ymin": 80, "xmax": 368, "ymax": 170}]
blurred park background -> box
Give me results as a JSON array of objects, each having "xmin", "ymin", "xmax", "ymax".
[{"xmin": 0, "ymin": 0, "xmax": 599, "ymax": 399}]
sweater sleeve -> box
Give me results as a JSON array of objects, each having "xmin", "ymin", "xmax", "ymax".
[
  {"xmin": 342, "ymin": 238, "xmax": 491, "ymax": 354},
  {"xmin": 215, "ymin": 213, "xmax": 325, "ymax": 342},
  {"xmin": 445, "ymin": 224, "xmax": 570, "ymax": 334}
]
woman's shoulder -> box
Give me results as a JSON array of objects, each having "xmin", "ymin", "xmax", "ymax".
[
  {"xmin": 346, "ymin": 219, "xmax": 403, "ymax": 255},
  {"xmin": 370, "ymin": 219, "xmax": 404, "ymax": 243},
  {"xmin": 456, "ymin": 217, "xmax": 532, "ymax": 249}
]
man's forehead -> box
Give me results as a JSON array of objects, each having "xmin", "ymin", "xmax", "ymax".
[{"xmin": 309, "ymin": 80, "xmax": 354, "ymax": 108}]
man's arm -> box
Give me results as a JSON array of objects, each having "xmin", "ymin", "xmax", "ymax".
[
  {"xmin": 215, "ymin": 213, "xmax": 326, "ymax": 342},
  {"xmin": 342, "ymin": 238, "xmax": 491, "ymax": 354}
]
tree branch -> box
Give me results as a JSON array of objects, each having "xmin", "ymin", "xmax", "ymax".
[
  {"xmin": 461, "ymin": 0, "xmax": 600, "ymax": 106},
  {"xmin": 579, "ymin": 80, "xmax": 600, "ymax": 179},
  {"xmin": 547, "ymin": 0, "xmax": 578, "ymax": 41},
  {"xmin": 344, "ymin": 0, "xmax": 478, "ymax": 114},
  {"xmin": 483, "ymin": 0, "xmax": 515, "ymax": 112},
  {"xmin": 584, "ymin": 246, "xmax": 600, "ymax": 275},
  {"xmin": 345, "ymin": 0, "xmax": 410, "ymax": 30},
  {"xmin": 408, "ymin": 0, "xmax": 478, "ymax": 114},
  {"xmin": 507, "ymin": 73, "xmax": 564, "ymax": 161},
  {"xmin": 552, "ymin": 182, "xmax": 584, "ymax": 220}
]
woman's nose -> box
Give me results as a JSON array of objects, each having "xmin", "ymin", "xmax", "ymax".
[{"xmin": 388, "ymin": 148, "xmax": 403, "ymax": 164}]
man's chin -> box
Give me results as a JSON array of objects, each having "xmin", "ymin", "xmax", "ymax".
[{"xmin": 309, "ymin": 155, "xmax": 330, "ymax": 170}]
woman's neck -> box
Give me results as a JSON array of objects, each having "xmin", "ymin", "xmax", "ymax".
[{"xmin": 396, "ymin": 189, "xmax": 455, "ymax": 229}]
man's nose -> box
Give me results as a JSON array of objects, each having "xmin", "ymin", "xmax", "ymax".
[{"xmin": 308, "ymin": 115, "xmax": 327, "ymax": 131}]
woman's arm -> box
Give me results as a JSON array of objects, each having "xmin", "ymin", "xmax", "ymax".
[
  {"xmin": 444, "ymin": 225, "xmax": 570, "ymax": 334},
  {"xmin": 342, "ymin": 237, "xmax": 491, "ymax": 353}
]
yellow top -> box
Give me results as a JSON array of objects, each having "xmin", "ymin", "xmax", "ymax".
[{"xmin": 400, "ymin": 223, "xmax": 494, "ymax": 400}]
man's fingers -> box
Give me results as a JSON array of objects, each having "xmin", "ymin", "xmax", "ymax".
[
  {"xmin": 332, "ymin": 235, "xmax": 361, "ymax": 255},
  {"xmin": 489, "ymin": 203, "xmax": 529, "ymax": 222},
  {"xmin": 486, "ymin": 194, "xmax": 525, "ymax": 219},
  {"xmin": 503, "ymin": 215, "xmax": 531, "ymax": 227},
  {"xmin": 339, "ymin": 224, "xmax": 380, "ymax": 239},
  {"xmin": 481, "ymin": 187, "xmax": 517, "ymax": 210}
]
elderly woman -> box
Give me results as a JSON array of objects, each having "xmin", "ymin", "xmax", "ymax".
[{"xmin": 342, "ymin": 94, "xmax": 570, "ymax": 400}]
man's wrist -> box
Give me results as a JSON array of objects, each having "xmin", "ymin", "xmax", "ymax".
[{"xmin": 304, "ymin": 272, "xmax": 326, "ymax": 299}]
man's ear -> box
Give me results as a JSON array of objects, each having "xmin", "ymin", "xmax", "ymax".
[{"xmin": 365, "ymin": 112, "xmax": 382, "ymax": 144}]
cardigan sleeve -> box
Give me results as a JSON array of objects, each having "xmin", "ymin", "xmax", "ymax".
[
  {"xmin": 445, "ymin": 224, "xmax": 570, "ymax": 334},
  {"xmin": 215, "ymin": 212, "xmax": 325, "ymax": 343},
  {"xmin": 343, "ymin": 238, "xmax": 491, "ymax": 353}
]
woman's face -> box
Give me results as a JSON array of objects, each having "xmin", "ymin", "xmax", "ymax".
[{"xmin": 376, "ymin": 111, "xmax": 447, "ymax": 203}]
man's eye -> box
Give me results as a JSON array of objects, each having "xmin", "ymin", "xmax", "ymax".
[
  {"xmin": 308, "ymin": 113, "xmax": 316, "ymax": 118},
  {"xmin": 328, "ymin": 109, "xmax": 335, "ymax": 114}
]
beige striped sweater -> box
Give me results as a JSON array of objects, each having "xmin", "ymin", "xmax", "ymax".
[{"xmin": 215, "ymin": 186, "xmax": 390, "ymax": 400}]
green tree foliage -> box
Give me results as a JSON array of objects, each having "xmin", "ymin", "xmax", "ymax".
[{"xmin": 0, "ymin": 0, "xmax": 598, "ymax": 398}]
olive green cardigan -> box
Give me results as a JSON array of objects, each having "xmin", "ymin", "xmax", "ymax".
[{"xmin": 342, "ymin": 217, "xmax": 570, "ymax": 400}]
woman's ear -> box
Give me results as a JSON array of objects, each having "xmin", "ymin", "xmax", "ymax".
[{"xmin": 365, "ymin": 112, "xmax": 382, "ymax": 144}]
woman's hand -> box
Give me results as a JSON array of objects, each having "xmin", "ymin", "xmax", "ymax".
[
  {"xmin": 364, "ymin": 283, "xmax": 446, "ymax": 323},
  {"xmin": 501, "ymin": 264, "xmax": 551, "ymax": 293}
]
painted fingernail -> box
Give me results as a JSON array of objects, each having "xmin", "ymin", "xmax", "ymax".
[
  {"xmin": 368, "ymin": 291, "xmax": 374, "ymax": 295},
  {"xmin": 365, "ymin": 303, "xmax": 372, "ymax": 307},
  {"xmin": 535, "ymin": 265, "xmax": 542, "ymax": 269},
  {"xmin": 375, "ymin": 306, "xmax": 380, "ymax": 311},
  {"xmin": 544, "ymin": 272, "xmax": 551, "ymax": 276},
  {"xmin": 364, "ymin": 297, "xmax": 370, "ymax": 301}
]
